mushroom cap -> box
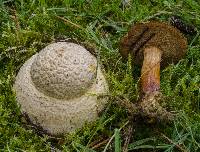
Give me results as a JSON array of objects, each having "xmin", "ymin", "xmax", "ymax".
[
  {"xmin": 13, "ymin": 42, "xmax": 108, "ymax": 135},
  {"xmin": 120, "ymin": 21, "xmax": 187, "ymax": 67},
  {"xmin": 31, "ymin": 42, "xmax": 97, "ymax": 100}
]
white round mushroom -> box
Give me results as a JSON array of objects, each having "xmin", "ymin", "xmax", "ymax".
[{"xmin": 13, "ymin": 42, "xmax": 108, "ymax": 135}]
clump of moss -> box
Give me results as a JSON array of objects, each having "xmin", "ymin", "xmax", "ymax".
[{"xmin": 0, "ymin": 0, "xmax": 200, "ymax": 151}]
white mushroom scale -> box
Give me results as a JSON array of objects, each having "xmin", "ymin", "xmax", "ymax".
[{"xmin": 13, "ymin": 42, "xmax": 108, "ymax": 135}]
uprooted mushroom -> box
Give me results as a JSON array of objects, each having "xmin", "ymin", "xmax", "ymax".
[
  {"xmin": 120, "ymin": 21, "xmax": 187, "ymax": 121},
  {"xmin": 13, "ymin": 42, "xmax": 109, "ymax": 135}
]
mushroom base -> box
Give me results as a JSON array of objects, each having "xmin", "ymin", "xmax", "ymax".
[{"xmin": 138, "ymin": 91, "xmax": 175, "ymax": 122}]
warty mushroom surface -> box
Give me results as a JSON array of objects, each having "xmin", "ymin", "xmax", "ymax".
[{"xmin": 13, "ymin": 42, "xmax": 109, "ymax": 135}]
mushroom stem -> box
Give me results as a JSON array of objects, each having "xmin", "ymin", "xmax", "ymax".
[
  {"xmin": 141, "ymin": 46, "xmax": 161, "ymax": 94},
  {"xmin": 139, "ymin": 46, "xmax": 175, "ymax": 121}
]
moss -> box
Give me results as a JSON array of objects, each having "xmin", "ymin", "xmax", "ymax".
[{"xmin": 0, "ymin": 0, "xmax": 200, "ymax": 151}]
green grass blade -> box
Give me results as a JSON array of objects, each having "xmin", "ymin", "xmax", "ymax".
[{"xmin": 114, "ymin": 128, "xmax": 121, "ymax": 152}]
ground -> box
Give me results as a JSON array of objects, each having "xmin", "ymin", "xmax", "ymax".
[{"xmin": 0, "ymin": 0, "xmax": 200, "ymax": 151}]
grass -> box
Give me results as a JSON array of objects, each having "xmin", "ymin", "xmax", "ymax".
[{"xmin": 0, "ymin": 0, "xmax": 200, "ymax": 151}]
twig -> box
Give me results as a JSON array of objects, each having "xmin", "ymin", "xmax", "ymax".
[
  {"xmin": 91, "ymin": 138, "xmax": 110, "ymax": 149},
  {"xmin": 88, "ymin": 136, "xmax": 104, "ymax": 148},
  {"xmin": 122, "ymin": 123, "xmax": 133, "ymax": 152}
]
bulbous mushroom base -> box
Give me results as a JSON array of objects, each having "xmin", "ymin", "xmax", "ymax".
[
  {"xmin": 138, "ymin": 91, "xmax": 175, "ymax": 122},
  {"xmin": 14, "ymin": 54, "xmax": 108, "ymax": 135}
]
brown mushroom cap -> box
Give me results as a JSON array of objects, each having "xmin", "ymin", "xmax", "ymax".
[{"xmin": 120, "ymin": 21, "xmax": 187, "ymax": 67}]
